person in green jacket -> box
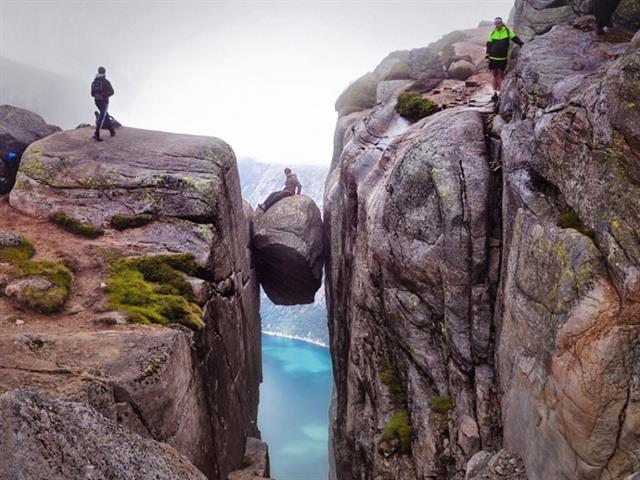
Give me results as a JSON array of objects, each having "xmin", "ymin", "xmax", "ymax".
[{"xmin": 486, "ymin": 17, "xmax": 524, "ymax": 100}]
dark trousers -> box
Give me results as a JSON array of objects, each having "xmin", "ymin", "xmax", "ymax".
[
  {"xmin": 594, "ymin": 0, "xmax": 622, "ymax": 30},
  {"xmin": 95, "ymin": 100, "xmax": 114, "ymax": 137},
  {"xmin": 262, "ymin": 191, "xmax": 292, "ymax": 210}
]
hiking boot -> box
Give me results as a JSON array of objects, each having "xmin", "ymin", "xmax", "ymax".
[{"xmin": 92, "ymin": 134, "xmax": 103, "ymax": 142}]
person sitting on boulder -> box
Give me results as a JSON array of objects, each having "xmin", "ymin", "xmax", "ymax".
[
  {"xmin": 258, "ymin": 168, "xmax": 302, "ymax": 211},
  {"xmin": 91, "ymin": 66, "xmax": 115, "ymax": 142},
  {"xmin": 594, "ymin": 0, "xmax": 622, "ymax": 36},
  {"xmin": 486, "ymin": 17, "xmax": 524, "ymax": 101}
]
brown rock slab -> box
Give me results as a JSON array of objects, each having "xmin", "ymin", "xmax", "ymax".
[{"xmin": 0, "ymin": 389, "xmax": 207, "ymax": 480}]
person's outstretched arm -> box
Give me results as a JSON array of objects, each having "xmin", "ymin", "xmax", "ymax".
[{"xmin": 510, "ymin": 30, "xmax": 524, "ymax": 47}]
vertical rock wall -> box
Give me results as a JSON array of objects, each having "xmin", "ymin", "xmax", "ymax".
[
  {"xmin": 325, "ymin": 27, "xmax": 503, "ymax": 479},
  {"xmin": 497, "ymin": 24, "xmax": 640, "ymax": 480},
  {"xmin": 326, "ymin": 12, "xmax": 640, "ymax": 480}
]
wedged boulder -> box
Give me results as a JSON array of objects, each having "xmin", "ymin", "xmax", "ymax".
[
  {"xmin": 252, "ymin": 195, "xmax": 323, "ymax": 305},
  {"xmin": 0, "ymin": 389, "xmax": 207, "ymax": 480},
  {"xmin": 0, "ymin": 104, "xmax": 60, "ymax": 159}
]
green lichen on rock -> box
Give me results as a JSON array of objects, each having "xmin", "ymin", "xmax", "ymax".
[
  {"xmin": 50, "ymin": 212, "xmax": 104, "ymax": 238},
  {"xmin": 110, "ymin": 213, "xmax": 155, "ymax": 231},
  {"xmin": 381, "ymin": 409, "xmax": 412, "ymax": 453},
  {"xmin": 379, "ymin": 361, "xmax": 412, "ymax": 454},
  {"xmin": 556, "ymin": 211, "xmax": 595, "ymax": 239},
  {"xmin": 0, "ymin": 235, "xmax": 73, "ymax": 313},
  {"xmin": 105, "ymin": 253, "xmax": 204, "ymax": 331},
  {"xmin": 395, "ymin": 92, "xmax": 439, "ymax": 122}
]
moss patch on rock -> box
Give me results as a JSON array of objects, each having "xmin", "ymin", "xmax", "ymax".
[
  {"xmin": 105, "ymin": 253, "xmax": 204, "ymax": 331},
  {"xmin": 430, "ymin": 395, "xmax": 453, "ymax": 414},
  {"xmin": 395, "ymin": 92, "xmax": 439, "ymax": 122},
  {"xmin": 110, "ymin": 213, "xmax": 155, "ymax": 231},
  {"xmin": 0, "ymin": 235, "xmax": 73, "ymax": 313},
  {"xmin": 556, "ymin": 211, "xmax": 595, "ymax": 239},
  {"xmin": 0, "ymin": 237, "xmax": 34, "ymax": 263},
  {"xmin": 50, "ymin": 212, "xmax": 104, "ymax": 238},
  {"xmin": 381, "ymin": 409, "xmax": 412, "ymax": 453}
]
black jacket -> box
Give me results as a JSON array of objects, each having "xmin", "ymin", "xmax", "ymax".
[
  {"xmin": 91, "ymin": 75, "xmax": 115, "ymax": 102},
  {"xmin": 486, "ymin": 27, "xmax": 524, "ymax": 60}
]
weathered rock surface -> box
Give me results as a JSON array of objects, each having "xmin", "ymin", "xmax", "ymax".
[
  {"xmin": 514, "ymin": 0, "xmax": 640, "ymax": 39},
  {"xmin": 326, "ymin": 10, "xmax": 640, "ymax": 480},
  {"xmin": 1, "ymin": 125, "xmax": 264, "ymax": 479},
  {"xmin": 465, "ymin": 450, "xmax": 527, "ymax": 480},
  {"xmin": 496, "ymin": 25, "xmax": 640, "ymax": 480},
  {"xmin": 0, "ymin": 104, "xmax": 59, "ymax": 159},
  {"xmin": 325, "ymin": 25, "xmax": 500, "ymax": 480},
  {"xmin": 0, "ymin": 389, "xmax": 207, "ymax": 480},
  {"xmin": 227, "ymin": 437, "xmax": 271, "ymax": 480},
  {"xmin": 253, "ymin": 195, "xmax": 323, "ymax": 305}
]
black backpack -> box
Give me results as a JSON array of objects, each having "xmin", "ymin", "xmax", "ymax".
[{"xmin": 91, "ymin": 77, "xmax": 106, "ymax": 100}]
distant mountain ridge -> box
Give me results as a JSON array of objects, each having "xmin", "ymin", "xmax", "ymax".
[{"xmin": 237, "ymin": 157, "xmax": 329, "ymax": 346}]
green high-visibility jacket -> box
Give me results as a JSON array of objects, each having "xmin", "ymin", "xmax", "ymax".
[{"xmin": 486, "ymin": 27, "xmax": 524, "ymax": 61}]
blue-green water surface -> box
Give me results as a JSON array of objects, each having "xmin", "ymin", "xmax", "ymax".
[{"xmin": 258, "ymin": 334, "xmax": 333, "ymax": 480}]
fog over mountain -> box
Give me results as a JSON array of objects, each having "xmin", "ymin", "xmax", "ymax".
[
  {"xmin": 0, "ymin": 57, "xmax": 88, "ymax": 129},
  {"xmin": 0, "ymin": 0, "xmax": 511, "ymax": 166}
]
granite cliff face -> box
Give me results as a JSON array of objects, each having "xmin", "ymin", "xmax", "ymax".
[
  {"xmin": 326, "ymin": 11, "xmax": 640, "ymax": 480},
  {"xmin": 0, "ymin": 122, "xmax": 269, "ymax": 479}
]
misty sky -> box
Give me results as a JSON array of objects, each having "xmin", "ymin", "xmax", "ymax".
[{"xmin": 0, "ymin": 0, "xmax": 513, "ymax": 166}]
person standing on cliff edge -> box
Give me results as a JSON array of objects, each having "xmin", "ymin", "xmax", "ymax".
[
  {"xmin": 486, "ymin": 17, "xmax": 524, "ymax": 101},
  {"xmin": 258, "ymin": 168, "xmax": 302, "ymax": 211},
  {"xmin": 91, "ymin": 66, "xmax": 115, "ymax": 142},
  {"xmin": 594, "ymin": 0, "xmax": 622, "ymax": 36}
]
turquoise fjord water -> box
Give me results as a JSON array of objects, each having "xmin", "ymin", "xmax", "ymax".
[{"xmin": 258, "ymin": 334, "xmax": 333, "ymax": 480}]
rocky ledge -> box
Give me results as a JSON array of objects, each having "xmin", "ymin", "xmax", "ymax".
[
  {"xmin": 252, "ymin": 195, "xmax": 324, "ymax": 305},
  {"xmin": 0, "ymin": 118, "xmax": 267, "ymax": 479}
]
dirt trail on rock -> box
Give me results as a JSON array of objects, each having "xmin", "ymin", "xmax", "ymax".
[{"xmin": 0, "ymin": 195, "xmax": 141, "ymax": 335}]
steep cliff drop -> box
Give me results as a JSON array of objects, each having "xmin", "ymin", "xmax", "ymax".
[
  {"xmin": 326, "ymin": 7, "xmax": 640, "ymax": 480},
  {"xmin": 0, "ymin": 122, "xmax": 270, "ymax": 479}
]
